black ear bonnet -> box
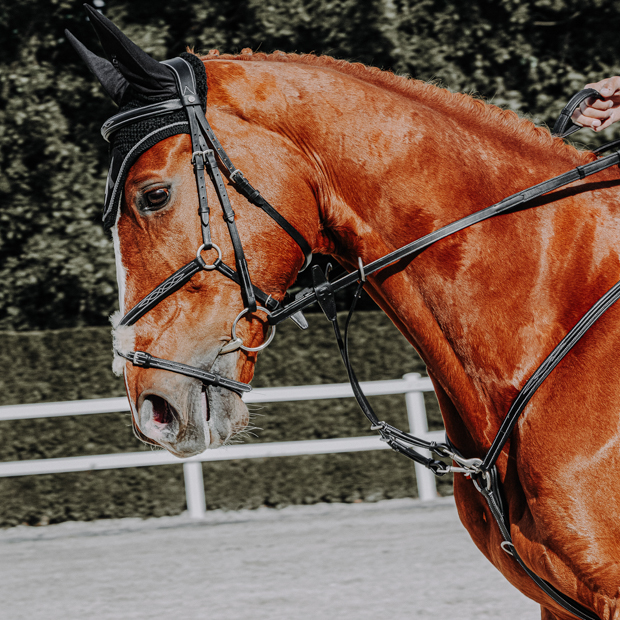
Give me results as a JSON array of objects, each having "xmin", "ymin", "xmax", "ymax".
[
  {"xmin": 101, "ymin": 53, "xmax": 207, "ymax": 230},
  {"xmin": 66, "ymin": 6, "xmax": 207, "ymax": 230}
]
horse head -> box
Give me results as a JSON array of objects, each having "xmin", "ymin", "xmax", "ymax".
[{"xmin": 68, "ymin": 7, "xmax": 321, "ymax": 457}]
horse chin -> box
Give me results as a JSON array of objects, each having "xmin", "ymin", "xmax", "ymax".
[{"xmin": 134, "ymin": 352, "xmax": 249, "ymax": 458}]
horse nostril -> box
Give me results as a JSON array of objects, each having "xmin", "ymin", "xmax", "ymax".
[{"xmin": 146, "ymin": 395, "xmax": 177, "ymax": 425}]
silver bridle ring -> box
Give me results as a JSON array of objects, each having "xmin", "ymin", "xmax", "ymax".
[
  {"xmin": 196, "ymin": 243, "xmax": 222, "ymax": 270},
  {"xmin": 231, "ymin": 306, "xmax": 277, "ymax": 352}
]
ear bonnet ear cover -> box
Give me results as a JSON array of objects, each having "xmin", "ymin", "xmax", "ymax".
[{"xmin": 103, "ymin": 52, "xmax": 208, "ymax": 231}]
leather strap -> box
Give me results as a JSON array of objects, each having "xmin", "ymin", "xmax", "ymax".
[
  {"xmin": 163, "ymin": 57, "xmax": 257, "ymax": 313},
  {"xmin": 202, "ymin": 147, "xmax": 257, "ymax": 311},
  {"xmin": 119, "ymin": 260, "xmax": 203, "ymax": 327},
  {"xmin": 552, "ymin": 88, "xmax": 602, "ymax": 138},
  {"xmin": 119, "ymin": 350, "xmax": 251, "ymax": 394},
  {"xmin": 481, "ymin": 277, "xmax": 620, "ymax": 471},
  {"xmin": 233, "ymin": 173, "xmax": 313, "ymax": 271},
  {"xmin": 473, "ymin": 467, "xmax": 599, "ymax": 620},
  {"xmin": 193, "ymin": 106, "xmax": 313, "ymax": 271},
  {"xmin": 311, "ymin": 266, "xmax": 450, "ymax": 472},
  {"xmin": 119, "ymin": 257, "xmax": 280, "ymax": 328},
  {"xmin": 269, "ymin": 149, "xmax": 620, "ymax": 325}
]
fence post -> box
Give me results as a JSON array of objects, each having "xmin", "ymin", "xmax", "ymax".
[
  {"xmin": 183, "ymin": 461, "xmax": 207, "ymax": 519},
  {"xmin": 403, "ymin": 373, "xmax": 438, "ymax": 501}
]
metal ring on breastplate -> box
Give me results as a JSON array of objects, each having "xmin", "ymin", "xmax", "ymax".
[
  {"xmin": 231, "ymin": 306, "xmax": 277, "ymax": 352},
  {"xmin": 196, "ymin": 243, "xmax": 222, "ymax": 270}
]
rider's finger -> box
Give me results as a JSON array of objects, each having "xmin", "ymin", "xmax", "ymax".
[
  {"xmin": 578, "ymin": 103, "xmax": 613, "ymax": 120},
  {"xmin": 584, "ymin": 97, "xmax": 614, "ymax": 110},
  {"xmin": 593, "ymin": 114, "xmax": 618, "ymax": 132},
  {"xmin": 571, "ymin": 112, "xmax": 599, "ymax": 128},
  {"xmin": 586, "ymin": 77, "xmax": 620, "ymax": 98}
]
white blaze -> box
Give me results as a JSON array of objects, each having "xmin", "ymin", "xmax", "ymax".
[
  {"xmin": 110, "ymin": 224, "xmax": 135, "ymax": 376},
  {"xmin": 112, "ymin": 224, "xmax": 126, "ymax": 311}
]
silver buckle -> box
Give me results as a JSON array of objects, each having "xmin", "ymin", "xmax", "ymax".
[
  {"xmin": 192, "ymin": 149, "xmax": 213, "ymax": 164},
  {"xmin": 229, "ymin": 169, "xmax": 244, "ymax": 183},
  {"xmin": 357, "ymin": 257, "xmax": 366, "ymax": 282},
  {"xmin": 133, "ymin": 351, "xmax": 150, "ymax": 367}
]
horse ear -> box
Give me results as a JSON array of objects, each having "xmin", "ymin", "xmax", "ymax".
[
  {"xmin": 65, "ymin": 30, "xmax": 129, "ymax": 106},
  {"xmin": 82, "ymin": 4, "xmax": 177, "ymax": 100}
]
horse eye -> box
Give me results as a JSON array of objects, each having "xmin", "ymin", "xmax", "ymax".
[{"xmin": 143, "ymin": 188, "xmax": 170, "ymax": 211}]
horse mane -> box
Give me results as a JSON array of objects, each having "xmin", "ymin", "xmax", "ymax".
[{"xmin": 200, "ymin": 49, "xmax": 593, "ymax": 165}]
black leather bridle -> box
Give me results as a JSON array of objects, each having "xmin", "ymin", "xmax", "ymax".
[
  {"xmin": 108, "ymin": 57, "xmax": 312, "ymax": 396},
  {"xmin": 110, "ymin": 69, "xmax": 618, "ymax": 619}
]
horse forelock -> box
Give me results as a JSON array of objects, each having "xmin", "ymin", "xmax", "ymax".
[{"xmin": 199, "ymin": 50, "xmax": 594, "ymax": 166}]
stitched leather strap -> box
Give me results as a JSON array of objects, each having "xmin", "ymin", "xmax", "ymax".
[
  {"xmin": 101, "ymin": 99, "xmax": 184, "ymax": 141},
  {"xmin": 193, "ymin": 108, "xmax": 313, "ymax": 271},
  {"xmin": 552, "ymin": 88, "xmax": 602, "ymax": 138},
  {"xmin": 232, "ymin": 173, "xmax": 313, "ymax": 271},
  {"xmin": 119, "ymin": 260, "xmax": 203, "ymax": 327},
  {"xmin": 119, "ymin": 350, "xmax": 251, "ymax": 394},
  {"xmin": 119, "ymin": 257, "xmax": 280, "ymax": 328},
  {"xmin": 202, "ymin": 147, "xmax": 257, "ymax": 311}
]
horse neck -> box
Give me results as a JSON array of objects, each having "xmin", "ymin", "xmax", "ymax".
[
  {"xmin": 264, "ymin": 66, "xmax": 620, "ymax": 452},
  {"xmin": 209, "ymin": 58, "xmax": 620, "ymax": 451}
]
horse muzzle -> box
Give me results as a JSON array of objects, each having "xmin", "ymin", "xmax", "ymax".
[{"xmin": 129, "ymin": 351, "xmax": 249, "ymax": 458}]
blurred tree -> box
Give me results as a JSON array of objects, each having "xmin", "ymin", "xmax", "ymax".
[{"xmin": 0, "ymin": 0, "xmax": 619, "ymax": 329}]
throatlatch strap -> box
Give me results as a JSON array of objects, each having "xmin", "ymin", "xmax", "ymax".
[
  {"xmin": 193, "ymin": 111, "xmax": 313, "ymax": 271},
  {"xmin": 232, "ymin": 173, "xmax": 313, "ymax": 271}
]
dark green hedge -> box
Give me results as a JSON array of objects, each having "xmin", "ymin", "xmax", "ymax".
[
  {"xmin": 2, "ymin": 0, "xmax": 620, "ymax": 330},
  {"xmin": 0, "ymin": 312, "xmax": 450, "ymax": 527}
]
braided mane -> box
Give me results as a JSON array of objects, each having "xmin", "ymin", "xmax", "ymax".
[{"xmin": 201, "ymin": 50, "xmax": 592, "ymax": 164}]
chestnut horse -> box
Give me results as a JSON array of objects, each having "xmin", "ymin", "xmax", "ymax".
[{"xmin": 72, "ymin": 15, "xmax": 620, "ymax": 620}]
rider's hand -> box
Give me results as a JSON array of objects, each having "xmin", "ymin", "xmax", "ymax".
[{"xmin": 571, "ymin": 77, "xmax": 620, "ymax": 131}]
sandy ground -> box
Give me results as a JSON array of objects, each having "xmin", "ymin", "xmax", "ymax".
[{"xmin": 0, "ymin": 497, "xmax": 539, "ymax": 620}]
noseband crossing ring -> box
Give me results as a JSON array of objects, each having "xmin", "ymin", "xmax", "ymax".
[
  {"xmin": 107, "ymin": 62, "xmax": 617, "ymax": 619},
  {"xmin": 196, "ymin": 243, "xmax": 222, "ymax": 270}
]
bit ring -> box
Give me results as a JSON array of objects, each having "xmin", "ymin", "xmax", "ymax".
[{"xmin": 231, "ymin": 306, "xmax": 276, "ymax": 352}]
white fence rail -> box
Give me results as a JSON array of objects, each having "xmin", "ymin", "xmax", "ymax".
[{"xmin": 0, "ymin": 373, "xmax": 443, "ymax": 518}]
